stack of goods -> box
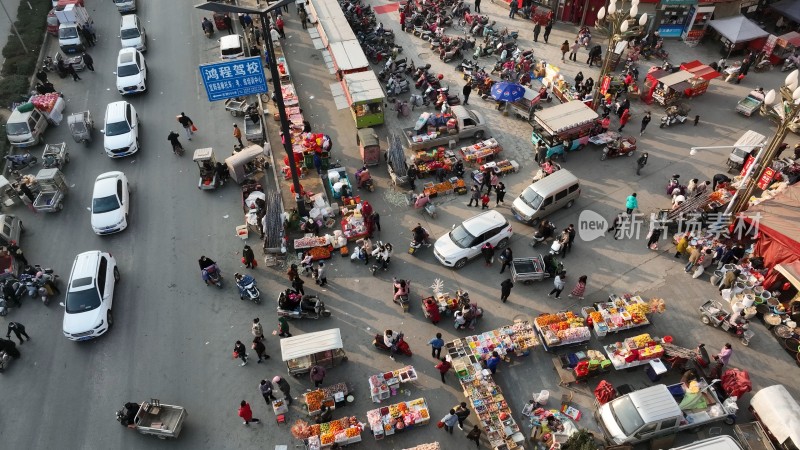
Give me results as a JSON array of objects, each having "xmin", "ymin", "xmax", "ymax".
[
  {"xmin": 604, "ymin": 333, "xmax": 664, "ymax": 369},
  {"xmin": 457, "ymin": 366, "xmax": 523, "ymax": 449},
  {"xmin": 281, "ymin": 84, "xmax": 299, "ymax": 107},
  {"xmin": 294, "ymin": 235, "xmax": 332, "ymax": 260},
  {"xmin": 534, "ymin": 312, "xmax": 591, "ymax": 348},
  {"xmin": 369, "ymin": 366, "xmax": 418, "ymax": 403},
  {"xmin": 479, "ymin": 159, "xmax": 519, "ymax": 176},
  {"xmin": 299, "ymin": 133, "xmax": 331, "ymax": 155},
  {"xmin": 29, "ymin": 93, "xmax": 61, "ymax": 112},
  {"xmin": 409, "ymin": 112, "xmax": 456, "ymax": 143},
  {"xmin": 460, "ymin": 139, "xmax": 502, "ymax": 163},
  {"xmin": 291, "ymin": 417, "xmax": 363, "ymax": 447},
  {"xmin": 339, "ymin": 203, "xmax": 368, "ymax": 240},
  {"xmin": 422, "ymin": 178, "xmax": 466, "ymax": 198},
  {"xmin": 446, "ymin": 322, "xmax": 539, "ymax": 364},
  {"xmin": 303, "ymin": 383, "xmax": 349, "ymax": 416},
  {"xmin": 262, "ymin": 191, "xmax": 285, "ymax": 253},
  {"xmin": 412, "ymin": 148, "xmax": 457, "ymax": 177},
  {"xmin": 587, "ymin": 295, "xmax": 653, "ymax": 337},
  {"xmin": 402, "ymin": 443, "xmax": 440, "ymax": 450},
  {"xmin": 276, "ymin": 57, "xmax": 290, "ymax": 79},
  {"xmin": 366, "ymin": 398, "xmax": 430, "ymax": 440}
]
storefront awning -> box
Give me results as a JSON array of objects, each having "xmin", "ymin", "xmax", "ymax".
[
  {"xmin": 709, "ymin": 15, "xmax": 769, "ymax": 44},
  {"xmin": 681, "ymin": 60, "xmax": 722, "ymax": 81},
  {"xmin": 655, "ymin": 70, "xmax": 694, "ymax": 87},
  {"xmin": 776, "ymin": 262, "xmax": 800, "ymax": 290},
  {"xmin": 771, "ymin": 0, "xmax": 800, "ymax": 24}
]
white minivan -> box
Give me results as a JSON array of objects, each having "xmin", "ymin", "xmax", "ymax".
[
  {"xmin": 119, "ymin": 14, "xmax": 146, "ymax": 52},
  {"xmin": 511, "ymin": 169, "xmax": 581, "ymax": 226}
]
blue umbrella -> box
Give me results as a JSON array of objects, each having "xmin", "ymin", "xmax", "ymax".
[{"xmin": 490, "ymin": 82, "xmax": 526, "ymax": 102}]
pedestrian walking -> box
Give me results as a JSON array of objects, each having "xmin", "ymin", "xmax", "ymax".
[
  {"xmin": 292, "ymin": 275, "xmax": 305, "ymax": 295},
  {"xmin": 480, "ymin": 168, "xmax": 492, "ymax": 193},
  {"xmin": 715, "ymin": 343, "xmax": 733, "ymax": 366},
  {"xmin": 299, "ymin": 8, "xmax": 308, "ymax": 29},
  {"xmin": 625, "ymin": 192, "xmax": 638, "ymax": 214},
  {"xmin": 618, "ymin": 108, "xmax": 631, "ymax": 132},
  {"xmin": 234, "ymin": 340, "xmax": 248, "ymax": 366},
  {"xmin": 569, "ymin": 275, "xmax": 587, "ymax": 300},
  {"xmin": 85, "ymin": 20, "xmax": 97, "ymax": 44},
  {"xmin": 533, "ymin": 22, "xmax": 541, "ymax": 42},
  {"xmin": 481, "ymin": 192, "xmax": 490, "ymax": 209},
  {"xmin": 486, "ymin": 351, "xmax": 501, "ymax": 374},
  {"xmin": 548, "ymin": 271, "xmax": 566, "ymax": 298},
  {"xmin": 429, "ymin": 332, "xmax": 444, "ymax": 358},
  {"xmin": 67, "ymin": 63, "xmax": 80, "ymax": 81},
  {"xmin": 435, "ymin": 357, "xmax": 452, "ymax": 383},
  {"xmin": 7, "ymin": 241, "xmax": 27, "ymax": 266},
  {"xmin": 441, "ymin": 409, "xmax": 459, "ymax": 434},
  {"xmin": 640, "ymin": 111, "xmax": 651, "ymax": 135},
  {"xmin": 6, "ymin": 322, "xmax": 29, "ymax": 344},
  {"xmin": 563, "ymin": 224, "xmax": 576, "ymax": 254},
  {"xmin": 535, "ymin": 141, "xmax": 547, "ymax": 163},
  {"xmin": 223, "ymin": 14, "xmax": 233, "ymax": 34},
  {"xmin": 36, "ymin": 69, "xmax": 48, "ymax": 84},
  {"xmin": 481, "ymin": 242, "xmax": 494, "ymax": 266},
  {"xmin": 474, "ymin": 0, "xmax": 481, "ymax": 13},
  {"xmin": 271, "ymin": 26, "xmax": 281, "ymax": 42},
  {"xmin": 252, "ymin": 317, "xmax": 264, "ymax": 339},
  {"xmin": 499, "ymin": 247, "xmax": 513, "ymax": 273},
  {"xmin": 260, "ymin": 379, "xmax": 276, "ymax": 404},
  {"xmin": 315, "ymin": 261, "xmax": 327, "ymax": 286},
  {"xmin": 277, "ymin": 316, "xmax": 292, "ymax": 337},
  {"xmin": 407, "ymin": 163, "xmax": 418, "ymax": 190},
  {"xmin": 509, "ymin": 0, "xmax": 518, "ymax": 18},
  {"xmin": 276, "ymin": 15, "xmax": 286, "ymax": 38},
  {"xmin": 82, "ymin": 52, "xmax": 94, "ymax": 71},
  {"xmin": 252, "ymin": 336, "xmax": 269, "ymax": 362},
  {"xmin": 454, "ymin": 402, "xmax": 471, "ymax": 429},
  {"xmin": 500, "ymin": 278, "xmax": 513, "ymax": 303},
  {"xmin": 238, "ymin": 400, "xmax": 261, "ymax": 425},
  {"xmin": 310, "ymin": 365, "xmax": 326, "ymax": 387},
  {"xmin": 233, "ymin": 123, "xmax": 244, "ymax": 147},
  {"xmin": 177, "ymin": 113, "xmax": 194, "ymax": 140},
  {"xmin": 463, "ymin": 83, "xmax": 472, "ymax": 105},
  {"xmin": 495, "ymin": 182, "xmax": 506, "ymax": 205},
  {"xmin": 674, "ymin": 232, "xmax": 690, "ymax": 258},
  {"xmin": 273, "ymin": 375, "xmax": 292, "ymax": 404},
  {"xmin": 80, "ymin": 25, "xmax": 94, "ymax": 47},
  {"xmin": 569, "ymin": 40, "xmax": 579, "ymax": 61},
  {"xmin": 646, "ymin": 228, "xmax": 661, "ymax": 250},
  {"xmin": 466, "ymin": 424, "xmax": 483, "ymax": 447},
  {"xmin": 468, "ymin": 184, "xmax": 480, "ymax": 207},
  {"xmin": 242, "ymin": 244, "xmax": 256, "ymax": 269},
  {"xmin": 544, "ymin": 20, "xmax": 553, "ymax": 43}
]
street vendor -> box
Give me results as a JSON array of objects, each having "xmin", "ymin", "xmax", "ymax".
[
  {"xmin": 424, "ymin": 298, "xmax": 441, "ymax": 324},
  {"xmin": 118, "ymin": 402, "xmax": 141, "ymax": 428},
  {"xmin": 414, "ymin": 192, "xmax": 431, "ymax": 209},
  {"xmin": 315, "ymin": 405, "xmax": 333, "ymax": 424}
]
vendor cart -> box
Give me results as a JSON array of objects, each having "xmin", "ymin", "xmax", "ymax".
[
  {"xmin": 342, "ymin": 71, "xmax": 385, "ymax": 128},
  {"xmin": 734, "ymin": 421, "xmax": 775, "ymax": 450},
  {"xmin": 41, "ymin": 142, "xmax": 69, "ymax": 169},
  {"xmin": 737, "ymin": 90, "xmax": 765, "ymax": 117},
  {"xmin": 67, "ymin": 110, "xmax": 93, "ymax": 144},
  {"xmin": 326, "ymin": 167, "xmax": 352, "ymax": 200},
  {"xmin": 243, "ymin": 115, "xmax": 263, "ymax": 144},
  {"xmin": 193, "ymin": 148, "xmax": 218, "ymax": 190},
  {"xmin": 648, "ymin": 70, "xmax": 694, "ymax": 106},
  {"xmin": 213, "ymin": 12, "xmax": 228, "ymax": 30},
  {"xmin": 588, "ymin": 131, "xmax": 620, "ymax": 146},
  {"xmin": 727, "ymin": 130, "xmax": 766, "ymax": 173},
  {"xmin": 118, "ymin": 399, "xmax": 188, "ymax": 439},
  {"xmin": 357, "ymin": 128, "xmax": 381, "ymax": 166},
  {"xmin": 510, "ymin": 255, "xmax": 562, "ymax": 284},
  {"xmin": 509, "ymin": 86, "xmax": 547, "ymax": 121},
  {"xmin": 699, "ymin": 300, "xmax": 755, "ymax": 346},
  {"xmin": 32, "ymin": 168, "xmax": 67, "ymax": 212},
  {"xmin": 280, "ymin": 328, "xmax": 348, "ymax": 376},
  {"xmin": 224, "ymin": 97, "xmax": 251, "ymax": 116},
  {"xmin": 225, "ymin": 144, "xmax": 266, "ymax": 184}
]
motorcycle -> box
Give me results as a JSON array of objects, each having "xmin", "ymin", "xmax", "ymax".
[
  {"xmin": 387, "ymin": 75, "xmax": 410, "ymax": 96},
  {"xmin": 21, "ymin": 268, "xmax": 59, "ymax": 305},
  {"xmin": 392, "ymin": 278, "xmax": 411, "ymax": 312},
  {"xmin": 660, "ymin": 105, "xmax": 690, "ymax": 128},
  {"xmin": 5, "ymin": 154, "xmax": 38, "ymax": 171},
  {"xmin": 373, "ymin": 332, "xmax": 413, "ymax": 356},
  {"xmin": 601, "ymin": 137, "xmax": 637, "ymax": 160},
  {"xmin": 203, "ymin": 264, "xmax": 223, "ymax": 288},
  {"xmin": 408, "ymin": 227, "xmax": 431, "ymax": 255},
  {"xmin": 277, "ymin": 291, "xmax": 331, "ymax": 319},
  {"xmin": 455, "ymin": 303, "xmax": 484, "ymax": 330},
  {"xmin": 456, "ymin": 59, "xmax": 478, "ymax": 73},
  {"xmin": 530, "ymin": 220, "xmax": 556, "ymax": 247},
  {"xmin": 753, "ymin": 59, "xmax": 772, "ymax": 73},
  {"xmin": 782, "ymin": 55, "xmax": 800, "ymax": 72},
  {"xmin": 234, "ymin": 273, "xmax": 261, "ymax": 304}
]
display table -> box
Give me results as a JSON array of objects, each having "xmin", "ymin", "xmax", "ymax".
[
  {"xmin": 412, "ymin": 148, "xmax": 458, "ymax": 178},
  {"xmin": 338, "ymin": 199, "xmax": 369, "ymax": 241},
  {"xmin": 366, "ymin": 398, "xmax": 430, "ymax": 440},
  {"xmin": 534, "ymin": 312, "xmax": 591, "ymax": 352},
  {"xmin": 368, "ymin": 365, "xmax": 418, "ymax": 403},
  {"xmin": 293, "ymin": 416, "xmax": 363, "ymax": 449},
  {"xmin": 460, "ymin": 138, "xmax": 502, "ymax": 164},
  {"xmin": 445, "ymin": 321, "xmax": 539, "ymax": 363},
  {"xmin": 585, "ymin": 294, "xmax": 652, "ymax": 337},
  {"xmin": 525, "ymin": 408, "xmax": 581, "ymax": 447},
  {"xmin": 603, "ymin": 333, "xmax": 665, "ymax": 370},
  {"xmin": 303, "ymin": 382, "xmax": 350, "ymax": 416},
  {"xmin": 422, "ymin": 177, "xmax": 467, "ymax": 198}
]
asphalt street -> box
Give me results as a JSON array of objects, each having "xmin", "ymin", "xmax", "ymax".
[{"xmin": 0, "ymin": 0, "xmax": 798, "ymax": 449}]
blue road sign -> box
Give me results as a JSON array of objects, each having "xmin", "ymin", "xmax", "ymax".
[{"xmin": 199, "ymin": 57, "xmax": 268, "ymax": 102}]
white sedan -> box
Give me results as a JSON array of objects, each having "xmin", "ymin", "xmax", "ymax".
[
  {"xmin": 91, "ymin": 171, "xmax": 130, "ymax": 235},
  {"xmin": 116, "ymin": 47, "xmax": 147, "ymax": 95}
]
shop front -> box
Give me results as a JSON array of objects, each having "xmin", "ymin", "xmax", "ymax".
[
  {"xmin": 654, "ymin": 0, "xmax": 696, "ymax": 38},
  {"xmin": 342, "ymin": 71, "xmax": 385, "ymax": 128}
]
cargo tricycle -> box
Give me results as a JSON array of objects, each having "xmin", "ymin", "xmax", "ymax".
[{"xmin": 116, "ymin": 399, "xmax": 188, "ymax": 439}]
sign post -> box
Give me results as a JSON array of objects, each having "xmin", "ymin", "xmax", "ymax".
[{"xmin": 198, "ymin": 56, "xmax": 268, "ymax": 102}]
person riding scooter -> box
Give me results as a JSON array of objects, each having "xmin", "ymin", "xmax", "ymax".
[
  {"xmin": 356, "ymin": 166, "xmax": 372, "ymax": 189},
  {"xmin": 532, "ymin": 220, "xmax": 556, "ymax": 246},
  {"xmin": 384, "ymin": 329, "xmax": 400, "ymax": 360},
  {"xmin": 279, "ymin": 288, "xmax": 303, "ymax": 311},
  {"xmin": 412, "ymin": 223, "xmax": 429, "ymax": 246},
  {"xmin": 234, "ymin": 272, "xmax": 257, "ymax": 297},
  {"xmin": 198, "ymin": 256, "xmax": 219, "ymax": 285},
  {"xmin": 392, "ymin": 278, "xmax": 410, "ymax": 304}
]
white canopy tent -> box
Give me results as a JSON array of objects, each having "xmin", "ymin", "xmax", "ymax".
[{"xmin": 709, "ymin": 15, "xmax": 768, "ymax": 44}]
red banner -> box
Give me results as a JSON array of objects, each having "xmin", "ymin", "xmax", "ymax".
[
  {"xmin": 757, "ymin": 167, "xmax": 776, "ymax": 189},
  {"xmin": 600, "ymin": 76, "xmax": 611, "ymax": 95},
  {"xmin": 740, "ymin": 155, "xmax": 755, "ymax": 177}
]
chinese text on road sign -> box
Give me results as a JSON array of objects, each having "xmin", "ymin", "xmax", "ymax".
[{"xmin": 199, "ymin": 57, "xmax": 267, "ymax": 102}]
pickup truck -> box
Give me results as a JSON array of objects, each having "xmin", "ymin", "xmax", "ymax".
[
  {"xmin": 403, "ymin": 106, "xmax": 487, "ymax": 151},
  {"xmin": 595, "ymin": 381, "xmax": 736, "ymax": 446},
  {"xmin": 56, "ymin": 4, "xmax": 90, "ymax": 54}
]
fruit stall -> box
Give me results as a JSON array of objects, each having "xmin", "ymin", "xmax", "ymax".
[
  {"xmin": 293, "ymin": 235, "xmax": 334, "ymax": 260},
  {"xmin": 480, "ymin": 159, "xmax": 520, "ymax": 176},
  {"xmin": 291, "ymin": 416, "xmax": 363, "ymax": 449},
  {"xmin": 411, "ymin": 147, "xmax": 458, "ymax": 178},
  {"xmin": 582, "ymin": 294, "xmax": 664, "ymax": 338},
  {"xmin": 366, "ymin": 398, "xmax": 431, "ymax": 440},
  {"xmin": 534, "ymin": 312, "xmax": 592, "ymax": 353},
  {"xmin": 602, "ymin": 333, "xmax": 666, "ymax": 370},
  {"xmin": 302, "ymin": 382, "xmax": 352, "ymax": 416},
  {"xmin": 460, "ymin": 139, "xmax": 503, "ymax": 165},
  {"xmin": 422, "ymin": 177, "xmax": 467, "ymax": 198},
  {"xmin": 369, "ymin": 365, "xmax": 419, "ymax": 403},
  {"xmin": 402, "ymin": 443, "xmax": 440, "ymax": 450}
]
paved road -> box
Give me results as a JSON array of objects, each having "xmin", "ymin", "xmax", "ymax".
[{"xmin": 1, "ymin": 0, "xmax": 797, "ymax": 449}]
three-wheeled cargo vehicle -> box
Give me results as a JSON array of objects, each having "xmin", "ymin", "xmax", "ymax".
[
  {"xmin": 727, "ymin": 130, "xmax": 767, "ymax": 174},
  {"xmin": 244, "ymin": 115, "xmax": 263, "ymax": 144},
  {"xmin": 33, "ymin": 168, "xmax": 67, "ymax": 212},
  {"xmin": 67, "ymin": 110, "xmax": 93, "ymax": 144},
  {"xmin": 193, "ymin": 148, "xmax": 218, "ymax": 190},
  {"xmin": 116, "ymin": 399, "xmax": 188, "ymax": 439},
  {"xmin": 226, "ymin": 145, "xmax": 266, "ymax": 184},
  {"xmin": 357, "ymin": 128, "xmax": 381, "ymax": 166},
  {"xmin": 42, "ymin": 142, "xmax": 70, "ymax": 169},
  {"xmin": 280, "ymin": 328, "xmax": 348, "ymax": 376}
]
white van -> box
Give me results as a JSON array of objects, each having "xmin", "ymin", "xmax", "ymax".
[
  {"xmin": 670, "ymin": 436, "xmax": 743, "ymax": 450},
  {"xmin": 220, "ymin": 34, "xmax": 245, "ymax": 60},
  {"xmin": 119, "ymin": 14, "xmax": 146, "ymax": 51},
  {"xmin": 511, "ymin": 169, "xmax": 581, "ymax": 225},
  {"xmin": 750, "ymin": 385, "xmax": 800, "ymax": 450}
]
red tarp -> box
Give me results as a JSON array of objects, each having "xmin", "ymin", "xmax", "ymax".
[
  {"xmin": 681, "ymin": 60, "xmax": 722, "ymax": 81},
  {"xmin": 744, "ymin": 184, "xmax": 800, "ymax": 288},
  {"xmin": 594, "ymin": 380, "xmax": 616, "ymax": 405},
  {"xmin": 721, "ymin": 368, "xmax": 752, "ymax": 398},
  {"xmin": 779, "ymin": 31, "xmax": 800, "ymax": 47}
]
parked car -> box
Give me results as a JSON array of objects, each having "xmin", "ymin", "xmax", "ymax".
[
  {"xmin": 103, "ymin": 101, "xmax": 139, "ymax": 158},
  {"xmin": 434, "ymin": 210, "xmax": 513, "ymax": 269},
  {"xmin": 62, "ymin": 251, "xmax": 119, "ymax": 341},
  {"xmin": 91, "ymin": 171, "xmax": 130, "ymax": 235},
  {"xmin": 119, "ymin": 13, "xmax": 146, "ymax": 51},
  {"xmin": 116, "ymin": 48, "xmax": 147, "ymax": 95}
]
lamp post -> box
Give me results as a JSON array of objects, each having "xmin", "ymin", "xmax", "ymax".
[
  {"xmin": 729, "ymin": 69, "xmax": 800, "ymax": 215},
  {"xmin": 195, "ymin": 0, "xmax": 307, "ymax": 217},
  {"xmin": 591, "ymin": 0, "xmax": 647, "ymax": 110}
]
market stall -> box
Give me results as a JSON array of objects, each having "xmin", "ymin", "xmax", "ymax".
[
  {"xmin": 648, "ymin": 70, "xmax": 694, "ymax": 106},
  {"xmin": 680, "ymin": 60, "xmax": 721, "ymax": 98},
  {"xmin": 472, "ymin": 160, "xmax": 520, "ymax": 184},
  {"xmin": 582, "ymin": 294, "xmax": 661, "ymax": 338},
  {"xmin": 522, "ymin": 402, "xmax": 583, "ymax": 446},
  {"xmin": 709, "ymin": 15, "xmax": 769, "ymax": 57},
  {"xmin": 366, "ymin": 398, "xmax": 430, "ymax": 440},
  {"xmin": 422, "ymin": 178, "xmax": 467, "ymax": 198},
  {"xmin": 402, "ymin": 443, "xmax": 440, "ymax": 450},
  {"xmin": 602, "ymin": 333, "xmax": 666, "ymax": 371},
  {"xmin": 534, "ymin": 312, "xmax": 591, "ymax": 353},
  {"xmin": 552, "ymin": 77, "xmax": 593, "ymax": 106},
  {"xmin": 302, "ymin": 382, "xmax": 353, "ymax": 417},
  {"xmin": 342, "ymin": 71, "xmax": 385, "ymax": 128},
  {"xmin": 294, "ymin": 235, "xmax": 334, "ymax": 260},
  {"xmin": 291, "ymin": 416, "xmax": 363, "ymax": 449},
  {"xmin": 766, "ymin": 31, "xmax": 800, "ymax": 64},
  {"xmin": 338, "ymin": 196, "xmax": 370, "ymax": 241},
  {"xmin": 369, "ymin": 365, "xmax": 418, "ymax": 403},
  {"xmin": 551, "ymin": 349, "xmax": 613, "ymax": 387},
  {"xmin": 280, "ymin": 328, "xmax": 348, "ymax": 376},
  {"xmin": 460, "ymin": 138, "xmax": 503, "ymax": 165},
  {"xmin": 412, "ymin": 147, "xmax": 458, "ymax": 178}
]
